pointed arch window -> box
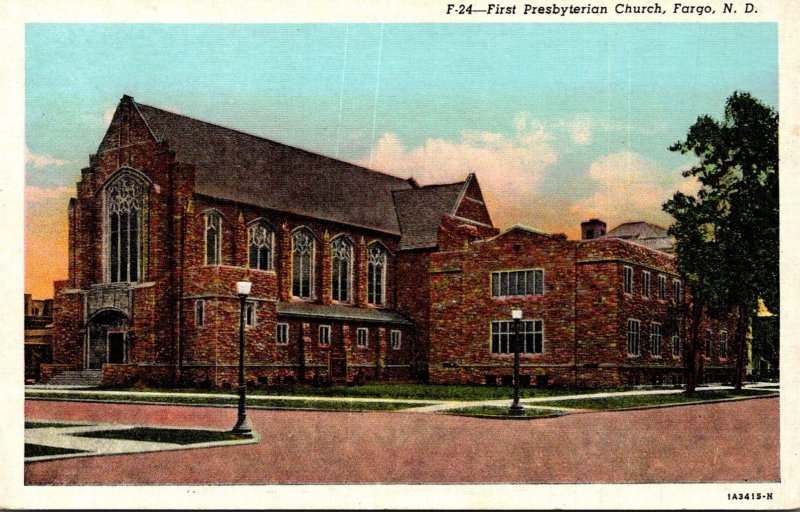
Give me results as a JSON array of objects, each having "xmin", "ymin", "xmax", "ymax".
[
  {"xmin": 331, "ymin": 237, "xmax": 353, "ymax": 303},
  {"xmin": 106, "ymin": 173, "xmax": 146, "ymax": 283},
  {"xmin": 368, "ymin": 243, "xmax": 387, "ymax": 306},
  {"xmin": 248, "ymin": 221, "xmax": 274, "ymax": 271},
  {"xmin": 292, "ymin": 229, "xmax": 315, "ymax": 299},
  {"xmin": 205, "ymin": 211, "xmax": 222, "ymax": 265}
]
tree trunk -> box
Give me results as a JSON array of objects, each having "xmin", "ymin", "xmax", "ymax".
[
  {"xmin": 685, "ymin": 302, "xmax": 703, "ymax": 397},
  {"xmin": 733, "ymin": 303, "xmax": 749, "ymax": 391}
]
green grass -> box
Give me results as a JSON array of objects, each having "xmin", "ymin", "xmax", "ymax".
[
  {"xmin": 444, "ymin": 405, "xmax": 562, "ymax": 419},
  {"xmin": 101, "ymin": 383, "xmax": 614, "ymax": 401},
  {"xmin": 536, "ymin": 389, "xmax": 777, "ymax": 411},
  {"xmin": 25, "ymin": 421, "xmax": 88, "ymax": 429},
  {"xmin": 25, "ymin": 444, "xmax": 87, "ymax": 457},
  {"xmin": 27, "ymin": 392, "xmax": 430, "ymax": 411},
  {"xmin": 71, "ymin": 427, "xmax": 247, "ymax": 444}
]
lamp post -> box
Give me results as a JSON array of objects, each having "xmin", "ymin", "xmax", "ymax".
[
  {"xmin": 509, "ymin": 306, "xmax": 524, "ymax": 417},
  {"xmin": 232, "ymin": 280, "xmax": 253, "ymax": 435}
]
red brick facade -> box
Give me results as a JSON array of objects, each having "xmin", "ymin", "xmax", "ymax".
[{"xmin": 48, "ymin": 95, "xmax": 735, "ymax": 388}]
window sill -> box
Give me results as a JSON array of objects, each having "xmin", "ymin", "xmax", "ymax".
[{"xmin": 627, "ymin": 354, "xmax": 641, "ymax": 358}]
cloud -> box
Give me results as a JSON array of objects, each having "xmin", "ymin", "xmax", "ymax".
[
  {"xmin": 567, "ymin": 118, "xmax": 593, "ymax": 145},
  {"xmin": 25, "ymin": 146, "xmax": 68, "ymax": 169},
  {"xmin": 104, "ymin": 107, "xmax": 116, "ymax": 125},
  {"xmin": 569, "ymin": 150, "xmax": 699, "ymax": 229},
  {"xmin": 367, "ymin": 114, "xmax": 558, "ymax": 205},
  {"xmin": 25, "ymin": 186, "xmax": 74, "ymax": 203}
]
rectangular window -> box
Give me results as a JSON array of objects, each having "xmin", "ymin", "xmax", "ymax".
[
  {"xmin": 357, "ymin": 328, "xmax": 369, "ymax": 348},
  {"xmin": 672, "ymin": 334, "xmax": 682, "ymax": 357},
  {"xmin": 276, "ymin": 323, "xmax": 289, "ymax": 345},
  {"xmin": 319, "ymin": 325, "xmax": 331, "ymax": 347},
  {"xmin": 244, "ymin": 301, "xmax": 256, "ymax": 327},
  {"xmin": 623, "ymin": 266, "xmax": 633, "ymax": 294},
  {"xmin": 705, "ymin": 329, "xmax": 713, "ymax": 356},
  {"xmin": 650, "ymin": 322, "xmax": 662, "ymax": 357},
  {"xmin": 719, "ymin": 330, "xmax": 728, "ymax": 358},
  {"xmin": 490, "ymin": 320, "xmax": 543, "ymax": 354},
  {"xmin": 390, "ymin": 330, "xmax": 402, "ymax": 350},
  {"xmin": 658, "ymin": 275, "xmax": 667, "ymax": 300},
  {"xmin": 491, "ymin": 269, "xmax": 544, "ymax": 298},
  {"xmin": 627, "ymin": 319, "xmax": 640, "ymax": 356},
  {"xmin": 195, "ymin": 300, "xmax": 205, "ymax": 327},
  {"xmin": 673, "ymin": 280, "xmax": 682, "ymax": 303},
  {"xmin": 642, "ymin": 271, "xmax": 651, "ymax": 297}
]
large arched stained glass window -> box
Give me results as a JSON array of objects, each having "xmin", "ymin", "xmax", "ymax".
[
  {"xmin": 331, "ymin": 237, "xmax": 353, "ymax": 303},
  {"xmin": 106, "ymin": 173, "xmax": 146, "ymax": 283},
  {"xmin": 248, "ymin": 221, "xmax": 274, "ymax": 271},
  {"xmin": 292, "ymin": 229, "xmax": 315, "ymax": 298},
  {"xmin": 368, "ymin": 243, "xmax": 387, "ymax": 305}
]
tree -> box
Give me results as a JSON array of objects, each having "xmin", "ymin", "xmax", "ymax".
[{"xmin": 663, "ymin": 92, "xmax": 778, "ymax": 395}]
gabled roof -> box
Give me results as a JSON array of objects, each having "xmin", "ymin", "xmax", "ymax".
[
  {"xmin": 132, "ymin": 100, "xmax": 415, "ymax": 234},
  {"xmin": 604, "ymin": 221, "xmax": 674, "ymax": 253},
  {"xmin": 393, "ymin": 181, "xmax": 466, "ymax": 250}
]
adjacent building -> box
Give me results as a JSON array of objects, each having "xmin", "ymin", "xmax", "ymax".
[
  {"xmin": 24, "ymin": 294, "xmax": 53, "ymax": 383},
  {"xmin": 44, "ymin": 95, "xmax": 736, "ymax": 388}
]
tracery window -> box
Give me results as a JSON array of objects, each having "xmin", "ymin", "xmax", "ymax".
[
  {"xmin": 205, "ymin": 211, "xmax": 222, "ymax": 265},
  {"xmin": 106, "ymin": 173, "xmax": 146, "ymax": 283},
  {"xmin": 248, "ymin": 221, "xmax": 274, "ymax": 271},
  {"xmin": 292, "ymin": 229, "xmax": 315, "ymax": 298},
  {"xmin": 331, "ymin": 237, "xmax": 353, "ymax": 302},
  {"xmin": 368, "ymin": 243, "xmax": 387, "ymax": 305}
]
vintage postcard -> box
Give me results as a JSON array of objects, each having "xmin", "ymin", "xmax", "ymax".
[{"xmin": 3, "ymin": 0, "xmax": 798, "ymax": 509}]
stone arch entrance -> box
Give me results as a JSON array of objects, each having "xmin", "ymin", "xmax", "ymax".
[{"xmin": 86, "ymin": 309, "xmax": 129, "ymax": 369}]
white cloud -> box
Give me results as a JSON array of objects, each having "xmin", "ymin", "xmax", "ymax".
[
  {"xmin": 103, "ymin": 107, "xmax": 116, "ymax": 125},
  {"xmin": 25, "ymin": 146, "xmax": 68, "ymax": 169},
  {"xmin": 25, "ymin": 186, "xmax": 74, "ymax": 203},
  {"xmin": 567, "ymin": 118, "xmax": 593, "ymax": 145}
]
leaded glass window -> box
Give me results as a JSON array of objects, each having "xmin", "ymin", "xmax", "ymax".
[
  {"xmin": 331, "ymin": 237, "xmax": 353, "ymax": 302},
  {"xmin": 106, "ymin": 173, "xmax": 145, "ymax": 282},
  {"xmin": 248, "ymin": 221, "xmax": 274, "ymax": 271},
  {"xmin": 205, "ymin": 211, "xmax": 222, "ymax": 265},
  {"xmin": 368, "ymin": 243, "xmax": 387, "ymax": 305},
  {"xmin": 292, "ymin": 229, "xmax": 315, "ymax": 298}
]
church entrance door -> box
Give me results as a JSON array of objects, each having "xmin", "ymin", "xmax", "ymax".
[{"xmin": 86, "ymin": 310, "xmax": 129, "ymax": 369}]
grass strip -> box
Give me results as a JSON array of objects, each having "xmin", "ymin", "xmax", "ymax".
[
  {"xmin": 71, "ymin": 427, "xmax": 246, "ymax": 445},
  {"xmin": 27, "ymin": 393, "xmax": 430, "ymax": 411},
  {"xmin": 444, "ymin": 405, "xmax": 562, "ymax": 419},
  {"xmin": 25, "ymin": 444, "xmax": 87, "ymax": 457},
  {"xmin": 25, "ymin": 421, "xmax": 88, "ymax": 429},
  {"xmin": 536, "ymin": 389, "xmax": 777, "ymax": 410}
]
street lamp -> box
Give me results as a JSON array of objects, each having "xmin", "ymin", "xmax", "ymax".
[
  {"xmin": 509, "ymin": 306, "xmax": 524, "ymax": 417},
  {"xmin": 232, "ymin": 280, "xmax": 254, "ymax": 436}
]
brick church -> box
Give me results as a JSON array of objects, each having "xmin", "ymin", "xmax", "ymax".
[{"xmin": 46, "ymin": 95, "xmax": 736, "ymax": 388}]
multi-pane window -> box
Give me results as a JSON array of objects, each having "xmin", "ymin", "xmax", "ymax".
[
  {"xmin": 642, "ymin": 271, "xmax": 651, "ymax": 297},
  {"xmin": 705, "ymin": 329, "xmax": 713, "ymax": 356},
  {"xmin": 292, "ymin": 229, "xmax": 315, "ymax": 298},
  {"xmin": 673, "ymin": 280, "xmax": 683, "ymax": 303},
  {"xmin": 244, "ymin": 301, "xmax": 256, "ymax": 327},
  {"xmin": 491, "ymin": 269, "xmax": 544, "ymax": 298},
  {"xmin": 205, "ymin": 210, "xmax": 222, "ymax": 265},
  {"xmin": 195, "ymin": 299, "xmax": 205, "ymax": 327},
  {"xmin": 719, "ymin": 330, "xmax": 728, "ymax": 357},
  {"xmin": 623, "ymin": 266, "xmax": 633, "ymax": 294},
  {"xmin": 490, "ymin": 320, "xmax": 543, "ymax": 354},
  {"xmin": 650, "ymin": 323, "xmax": 662, "ymax": 356},
  {"xmin": 248, "ymin": 221, "xmax": 274, "ymax": 271},
  {"xmin": 357, "ymin": 328, "xmax": 369, "ymax": 348},
  {"xmin": 627, "ymin": 319, "xmax": 640, "ymax": 356},
  {"xmin": 331, "ymin": 237, "xmax": 353, "ymax": 303},
  {"xmin": 658, "ymin": 275, "xmax": 667, "ymax": 300},
  {"xmin": 106, "ymin": 173, "xmax": 145, "ymax": 282},
  {"xmin": 319, "ymin": 325, "xmax": 331, "ymax": 347},
  {"xmin": 390, "ymin": 330, "xmax": 402, "ymax": 350},
  {"xmin": 368, "ymin": 244, "xmax": 387, "ymax": 305},
  {"xmin": 276, "ymin": 323, "xmax": 289, "ymax": 345},
  {"xmin": 672, "ymin": 333, "xmax": 682, "ymax": 357}
]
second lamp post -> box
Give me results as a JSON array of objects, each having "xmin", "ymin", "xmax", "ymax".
[
  {"xmin": 232, "ymin": 280, "xmax": 254, "ymax": 436},
  {"xmin": 509, "ymin": 306, "xmax": 524, "ymax": 417}
]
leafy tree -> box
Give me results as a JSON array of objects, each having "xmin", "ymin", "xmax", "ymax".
[{"xmin": 664, "ymin": 92, "xmax": 778, "ymax": 395}]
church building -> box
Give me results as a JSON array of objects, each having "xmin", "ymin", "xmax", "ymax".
[{"xmin": 44, "ymin": 95, "xmax": 736, "ymax": 388}]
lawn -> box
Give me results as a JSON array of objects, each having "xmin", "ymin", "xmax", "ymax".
[
  {"xmin": 443, "ymin": 405, "xmax": 563, "ymax": 419},
  {"xmin": 25, "ymin": 444, "xmax": 87, "ymax": 457},
  {"xmin": 535, "ymin": 389, "xmax": 777, "ymax": 410},
  {"xmin": 71, "ymin": 427, "xmax": 247, "ymax": 444}
]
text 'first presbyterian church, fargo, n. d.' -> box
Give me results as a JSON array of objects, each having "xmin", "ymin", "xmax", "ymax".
[{"xmin": 44, "ymin": 95, "xmax": 737, "ymax": 389}]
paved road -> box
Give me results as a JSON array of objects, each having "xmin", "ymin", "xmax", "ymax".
[{"xmin": 24, "ymin": 397, "xmax": 779, "ymax": 484}]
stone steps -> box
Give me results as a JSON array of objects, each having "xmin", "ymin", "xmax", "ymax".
[{"xmin": 46, "ymin": 370, "xmax": 103, "ymax": 387}]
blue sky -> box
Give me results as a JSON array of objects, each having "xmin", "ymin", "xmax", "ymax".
[{"xmin": 24, "ymin": 23, "xmax": 777, "ymax": 296}]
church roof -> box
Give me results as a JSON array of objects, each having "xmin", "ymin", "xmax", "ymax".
[
  {"xmin": 393, "ymin": 181, "xmax": 468, "ymax": 250},
  {"xmin": 133, "ymin": 100, "xmax": 416, "ymax": 235},
  {"xmin": 605, "ymin": 221, "xmax": 674, "ymax": 253}
]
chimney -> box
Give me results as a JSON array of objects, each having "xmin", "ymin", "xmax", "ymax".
[{"xmin": 581, "ymin": 219, "xmax": 606, "ymax": 240}]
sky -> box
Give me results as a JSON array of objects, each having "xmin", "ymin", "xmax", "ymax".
[{"xmin": 25, "ymin": 23, "xmax": 777, "ymax": 298}]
